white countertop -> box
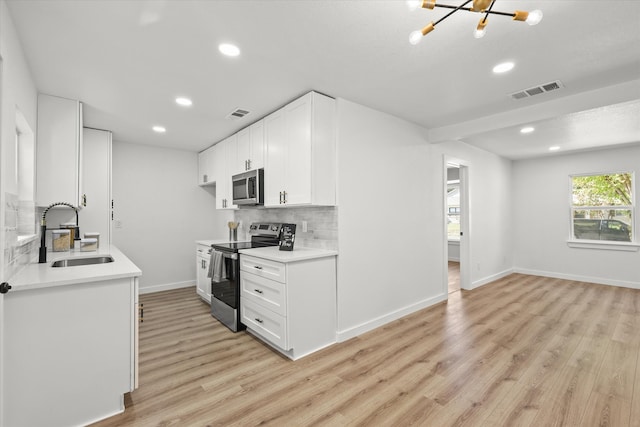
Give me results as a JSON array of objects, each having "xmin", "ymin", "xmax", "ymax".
[
  {"xmin": 9, "ymin": 245, "xmax": 142, "ymax": 292},
  {"xmin": 239, "ymin": 246, "xmax": 338, "ymax": 263}
]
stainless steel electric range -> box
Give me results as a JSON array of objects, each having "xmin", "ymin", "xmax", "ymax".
[{"xmin": 209, "ymin": 222, "xmax": 281, "ymax": 332}]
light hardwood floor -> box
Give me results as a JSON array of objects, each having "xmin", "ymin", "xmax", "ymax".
[
  {"xmin": 92, "ymin": 274, "xmax": 640, "ymax": 427},
  {"xmin": 448, "ymin": 261, "xmax": 460, "ymax": 294}
]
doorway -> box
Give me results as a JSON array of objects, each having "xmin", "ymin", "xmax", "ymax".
[{"xmin": 444, "ymin": 158, "xmax": 470, "ymax": 294}]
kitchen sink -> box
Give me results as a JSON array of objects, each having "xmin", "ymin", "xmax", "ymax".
[{"xmin": 51, "ymin": 256, "xmax": 114, "ymax": 267}]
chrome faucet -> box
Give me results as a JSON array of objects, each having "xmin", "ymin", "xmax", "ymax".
[{"xmin": 39, "ymin": 202, "xmax": 80, "ymax": 263}]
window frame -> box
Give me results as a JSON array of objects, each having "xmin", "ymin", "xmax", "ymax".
[{"xmin": 568, "ymin": 170, "xmax": 638, "ymax": 251}]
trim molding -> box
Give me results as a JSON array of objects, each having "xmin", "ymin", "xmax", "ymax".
[
  {"xmin": 514, "ymin": 268, "xmax": 640, "ymax": 290},
  {"xmin": 139, "ymin": 281, "xmax": 194, "ymax": 295},
  {"xmin": 470, "ymin": 268, "xmax": 514, "ymax": 290},
  {"xmin": 336, "ymin": 293, "xmax": 448, "ymax": 342}
]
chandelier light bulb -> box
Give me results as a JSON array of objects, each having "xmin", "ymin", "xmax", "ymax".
[
  {"xmin": 409, "ymin": 30, "xmax": 423, "ymax": 45},
  {"xmin": 526, "ymin": 9, "xmax": 543, "ymax": 26},
  {"xmin": 474, "ymin": 28, "xmax": 486, "ymax": 39}
]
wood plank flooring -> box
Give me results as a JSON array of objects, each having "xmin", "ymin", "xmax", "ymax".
[
  {"xmin": 91, "ymin": 274, "xmax": 640, "ymax": 427},
  {"xmin": 448, "ymin": 261, "xmax": 460, "ymax": 294}
]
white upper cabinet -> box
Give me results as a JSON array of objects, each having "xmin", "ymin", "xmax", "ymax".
[
  {"xmin": 36, "ymin": 94, "xmax": 83, "ymax": 207},
  {"xmin": 236, "ymin": 119, "xmax": 265, "ymax": 173},
  {"xmin": 197, "ymin": 146, "xmax": 215, "ymax": 186},
  {"xmin": 264, "ymin": 92, "xmax": 336, "ymax": 207},
  {"xmin": 213, "ymin": 136, "xmax": 237, "ymax": 210}
]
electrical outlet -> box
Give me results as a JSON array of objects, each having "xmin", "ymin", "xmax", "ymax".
[{"xmin": 302, "ymin": 221, "xmax": 308, "ymax": 232}]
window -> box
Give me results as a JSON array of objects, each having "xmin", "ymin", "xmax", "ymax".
[
  {"xmin": 447, "ymin": 183, "xmax": 460, "ymax": 240},
  {"xmin": 571, "ymin": 172, "xmax": 634, "ymax": 243},
  {"xmin": 16, "ymin": 109, "xmax": 36, "ymax": 238}
]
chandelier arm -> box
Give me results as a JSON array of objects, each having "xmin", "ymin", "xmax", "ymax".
[
  {"xmin": 481, "ymin": 0, "xmax": 496, "ymax": 23},
  {"xmin": 433, "ymin": 0, "xmax": 474, "ymax": 26},
  {"xmin": 431, "ymin": 3, "xmax": 518, "ymax": 19}
]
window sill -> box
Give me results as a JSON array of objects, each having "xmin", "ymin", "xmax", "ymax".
[{"xmin": 567, "ymin": 240, "xmax": 639, "ymax": 252}]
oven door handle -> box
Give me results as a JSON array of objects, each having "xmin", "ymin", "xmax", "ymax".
[{"xmin": 220, "ymin": 252, "xmax": 238, "ymax": 260}]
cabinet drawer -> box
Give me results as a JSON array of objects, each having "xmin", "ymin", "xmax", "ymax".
[
  {"xmin": 241, "ymin": 272, "xmax": 286, "ymax": 316},
  {"xmin": 240, "ymin": 255, "xmax": 286, "ymax": 283},
  {"xmin": 241, "ymin": 299, "xmax": 289, "ymax": 350}
]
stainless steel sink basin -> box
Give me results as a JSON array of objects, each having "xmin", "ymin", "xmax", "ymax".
[{"xmin": 51, "ymin": 256, "xmax": 114, "ymax": 267}]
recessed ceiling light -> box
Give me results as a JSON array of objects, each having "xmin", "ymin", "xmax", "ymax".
[
  {"xmin": 219, "ymin": 43, "xmax": 240, "ymax": 57},
  {"xmin": 152, "ymin": 126, "xmax": 166, "ymax": 133},
  {"xmin": 175, "ymin": 97, "xmax": 192, "ymax": 107},
  {"xmin": 549, "ymin": 146, "xmax": 560, "ymax": 151},
  {"xmin": 493, "ymin": 61, "xmax": 515, "ymax": 74},
  {"xmin": 520, "ymin": 126, "xmax": 535, "ymax": 134}
]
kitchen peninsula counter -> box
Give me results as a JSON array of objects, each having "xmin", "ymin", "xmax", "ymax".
[
  {"xmin": 9, "ymin": 244, "xmax": 142, "ymax": 292},
  {"xmin": 2, "ymin": 245, "xmax": 141, "ymax": 427}
]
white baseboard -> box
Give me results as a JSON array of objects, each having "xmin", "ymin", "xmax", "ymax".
[
  {"xmin": 336, "ymin": 293, "xmax": 448, "ymax": 342},
  {"xmin": 469, "ymin": 268, "xmax": 514, "ymax": 290},
  {"xmin": 513, "ymin": 268, "xmax": 640, "ymax": 290},
  {"xmin": 139, "ymin": 281, "xmax": 195, "ymax": 294}
]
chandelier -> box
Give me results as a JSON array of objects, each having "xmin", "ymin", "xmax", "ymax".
[{"xmin": 408, "ymin": 0, "xmax": 543, "ymax": 43}]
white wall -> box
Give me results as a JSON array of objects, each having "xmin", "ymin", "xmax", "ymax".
[
  {"xmin": 336, "ymin": 99, "xmax": 444, "ymax": 340},
  {"xmin": 112, "ymin": 141, "xmax": 232, "ymax": 293},
  {"xmin": 1, "ymin": 0, "xmax": 38, "ymax": 423},
  {"xmin": 512, "ymin": 145, "xmax": 640, "ymax": 288},
  {"xmin": 433, "ymin": 140, "xmax": 513, "ymax": 287}
]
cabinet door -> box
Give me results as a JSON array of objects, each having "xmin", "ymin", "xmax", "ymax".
[
  {"xmin": 81, "ymin": 128, "xmax": 112, "ymax": 247},
  {"xmin": 198, "ymin": 147, "xmax": 214, "ymax": 185},
  {"xmin": 283, "ymin": 95, "xmax": 312, "ymax": 205},
  {"xmin": 264, "ymin": 109, "xmax": 287, "ymax": 206},
  {"xmin": 212, "ymin": 142, "xmax": 226, "ymax": 209},
  {"xmin": 249, "ymin": 120, "xmax": 265, "ymax": 170},
  {"xmin": 36, "ymin": 94, "xmax": 83, "ymax": 207},
  {"xmin": 236, "ymin": 127, "xmax": 250, "ymax": 173},
  {"xmin": 213, "ymin": 137, "xmax": 237, "ymax": 210},
  {"xmin": 196, "ymin": 253, "xmax": 211, "ymax": 303}
]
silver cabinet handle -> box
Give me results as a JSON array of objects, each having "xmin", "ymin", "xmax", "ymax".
[
  {"xmin": 255, "ymin": 318, "xmax": 263, "ymax": 324},
  {"xmin": 283, "ymin": 191, "xmax": 287, "ymax": 204},
  {"xmin": 254, "ymin": 265, "xmax": 263, "ymax": 270},
  {"xmin": 203, "ymin": 174, "xmax": 208, "ymax": 183},
  {"xmin": 247, "ymin": 159, "xmax": 251, "ymax": 170},
  {"xmin": 254, "ymin": 289, "xmax": 263, "ymax": 294},
  {"xmin": 279, "ymin": 191, "xmax": 283, "ymax": 204},
  {"xmin": 245, "ymin": 160, "xmax": 248, "ymax": 171}
]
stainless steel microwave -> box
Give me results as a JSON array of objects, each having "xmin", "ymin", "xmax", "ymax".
[{"xmin": 232, "ymin": 168, "xmax": 264, "ymax": 205}]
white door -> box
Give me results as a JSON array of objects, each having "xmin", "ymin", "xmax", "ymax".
[{"xmin": 82, "ymin": 128, "xmax": 112, "ymax": 247}]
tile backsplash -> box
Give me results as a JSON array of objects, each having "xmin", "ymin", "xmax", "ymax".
[
  {"xmin": 4, "ymin": 192, "xmax": 39, "ymax": 279},
  {"xmin": 234, "ymin": 206, "xmax": 338, "ymax": 250}
]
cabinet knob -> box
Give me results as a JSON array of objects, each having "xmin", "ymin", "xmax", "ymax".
[
  {"xmin": 254, "ymin": 288, "xmax": 263, "ymax": 294},
  {"xmin": 254, "ymin": 265, "xmax": 263, "ymax": 270},
  {"xmin": 82, "ymin": 194, "xmax": 87, "ymax": 207},
  {"xmin": 255, "ymin": 318, "xmax": 263, "ymax": 324}
]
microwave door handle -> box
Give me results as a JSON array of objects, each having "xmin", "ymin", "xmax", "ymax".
[{"xmin": 246, "ymin": 178, "xmax": 250, "ymax": 200}]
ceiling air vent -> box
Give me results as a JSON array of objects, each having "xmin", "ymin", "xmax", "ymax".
[
  {"xmin": 226, "ymin": 108, "xmax": 251, "ymax": 120},
  {"xmin": 509, "ymin": 80, "xmax": 564, "ymax": 100}
]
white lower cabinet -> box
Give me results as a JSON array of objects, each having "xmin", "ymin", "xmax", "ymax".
[
  {"xmin": 196, "ymin": 244, "xmax": 212, "ymax": 303},
  {"xmin": 240, "ymin": 253, "xmax": 336, "ymax": 360}
]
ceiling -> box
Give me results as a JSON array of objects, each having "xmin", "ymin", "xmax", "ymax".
[{"xmin": 6, "ymin": 0, "xmax": 640, "ymax": 158}]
